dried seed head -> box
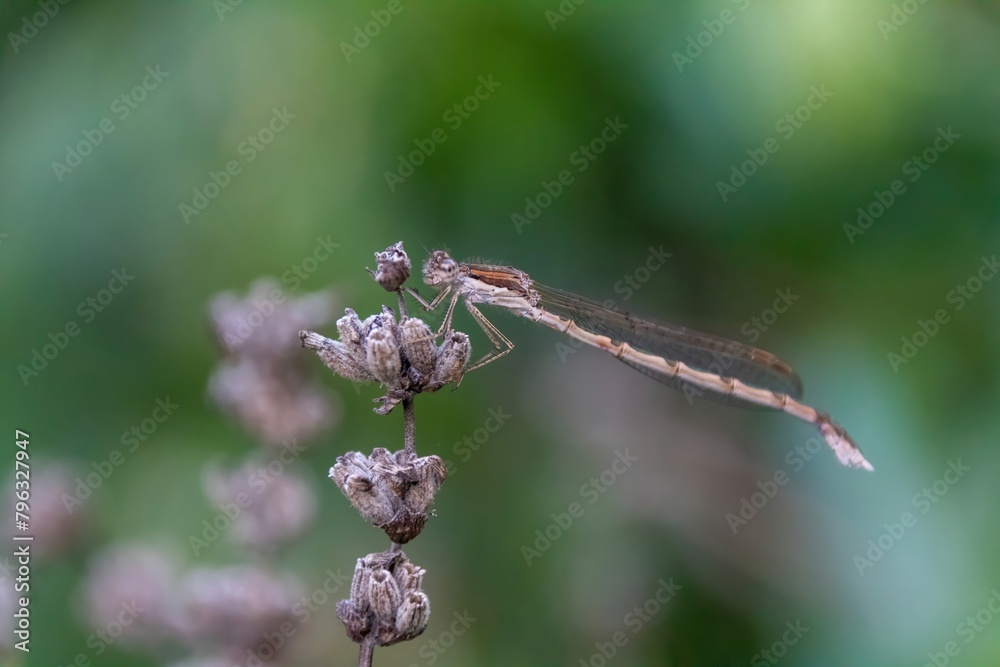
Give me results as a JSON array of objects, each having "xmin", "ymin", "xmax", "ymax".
[
  {"xmin": 369, "ymin": 568, "xmax": 402, "ymax": 625},
  {"xmin": 365, "ymin": 323, "xmax": 402, "ymax": 387},
  {"xmin": 337, "ymin": 308, "xmax": 366, "ymax": 347},
  {"xmin": 345, "ymin": 474, "xmax": 373, "ymax": 493},
  {"xmin": 370, "ymin": 242, "xmax": 412, "ymax": 292},
  {"xmin": 395, "ymin": 560, "xmax": 425, "ymax": 593},
  {"xmin": 299, "ymin": 329, "xmax": 374, "ymax": 383},
  {"xmin": 395, "ymin": 591, "xmax": 430, "ymax": 639},
  {"xmin": 336, "ymin": 599, "xmax": 371, "ymax": 643},
  {"xmin": 399, "ymin": 318, "xmax": 436, "ymax": 378},
  {"xmin": 338, "ymin": 550, "xmax": 430, "ymax": 647},
  {"xmin": 330, "ymin": 448, "xmax": 447, "ymax": 543},
  {"xmin": 349, "ymin": 558, "xmax": 372, "ymax": 614},
  {"xmin": 431, "ymin": 331, "xmax": 471, "ymax": 387},
  {"xmin": 403, "ymin": 455, "xmax": 448, "ymax": 516},
  {"xmin": 303, "ymin": 305, "xmax": 470, "ymax": 413},
  {"xmin": 329, "ymin": 452, "xmax": 397, "ymax": 528}
]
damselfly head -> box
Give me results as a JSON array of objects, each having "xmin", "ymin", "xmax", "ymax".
[{"xmin": 422, "ymin": 251, "xmax": 459, "ymax": 287}]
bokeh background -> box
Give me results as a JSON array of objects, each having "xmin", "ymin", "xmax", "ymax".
[{"xmin": 3, "ymin": 1, "xmax": 1000, "ymax": 665}]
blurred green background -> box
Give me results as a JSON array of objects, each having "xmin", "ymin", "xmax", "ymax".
[{"xmin": 3, "ymin": 1, "xmax": 1000, "ymax": 665}]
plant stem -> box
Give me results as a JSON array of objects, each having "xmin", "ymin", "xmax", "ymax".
[
  {"xmin": 358, "ymin": 636, "xmax": 375, "ymax": 667},
  {"xmin": 403, "ymin": 397, "xmax": 415, "ymax": 454},
  {"xmin": 395, "ymin": 289, "xmax": 409, "ymax": 318}
]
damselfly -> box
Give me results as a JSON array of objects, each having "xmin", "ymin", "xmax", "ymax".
[{"xmin": 405, "ymin": 251, "xmax": 873, "ymax": 471}]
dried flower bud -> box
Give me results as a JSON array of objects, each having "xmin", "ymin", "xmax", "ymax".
[
  {"xmin": 404, "ymin": 455, "xmax": 448, "ymax": 516},
  {"xmin": 350, "ymin": 558, "xmax": 372, "ymax": 614},
  {"xmin": 399, "ymin": 318, "xmax": 436, "ymax": 378},
  {"xmin": 369, "ymin": 568, "xmax": 402, "ymax": 625},
  {"xmin": 394, "ymin": 560, "xmax": 425, "ymax": 593},
  {"xmin": 337, "ymin": 308, "xmax": 366, "ymax": 347},
  {"xmin": 329, "ymin": 452, "xmax": 396, "ymax": 528},
  {"xmin": 300, "ymin": 329, "xmax": 374, "ymax": 383},
  {"xmin": 370, "ymin": 242, "xmax": 411, "ymax": 292},
  {"xmin": 345, "ymin": 474, "xmax": 373, "ymax": 493},
  {"xmin": 336, "ymin": 599, "xmax": 371, "ymax": 643},
  {"xmin": 395, "ymin": 591, "xmax": 430, "ymax": 639},
  {"xmin": 366, "ymin": 322, "xmax": 402, "ymax": 387},
  {"xmin": 430, "ymin": 331, "xmax": 471, "ymax": 388}
]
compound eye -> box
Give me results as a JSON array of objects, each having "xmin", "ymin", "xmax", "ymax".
[{"xmin": 442, "ymin": 259, "xmax": 457, "ymax": 276}]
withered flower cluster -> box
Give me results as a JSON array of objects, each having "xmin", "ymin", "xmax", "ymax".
[
  {"xmin": 330, "ymin": 448, "xmax": 446, "ymax": 544},
  {"xmin": 300, "ymin": 309, "xmax": 469, "ymax": 415},
  {"xmin": 300, "ymin": 242, "xmax": 464, "ymax": 660},
  {"xmin": 79, "ymin": 544, "xmax": 301, "ymax": 667},
  {"xmin": 300, "ymin": 237, "xmax": 468, "ymax": 416},
  {"xmin": 201, "ymin": 456, "xmax": 316, "ymax": 553},
  {"xmin": 337, "ymin": 550, "xmax": 430, "ymax": 647},
  {"xmin": 208, "ymin": 278, "xmax": 341, "ymax": 446}
]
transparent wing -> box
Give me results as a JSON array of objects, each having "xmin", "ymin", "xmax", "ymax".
[{"xmin": 533, "ymin": 283, "xmax": 803, "ymax": 409}]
